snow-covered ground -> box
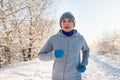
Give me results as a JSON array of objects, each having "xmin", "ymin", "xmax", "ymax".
[
  {"xmin": 83, "ymin": 54, "xmax": 120, "ymax": 80},
  {"xmin": 0, "ymin": 54, "xmax": 120, "ymax": 80}
]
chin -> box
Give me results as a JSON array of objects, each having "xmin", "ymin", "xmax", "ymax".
[
  {"xmin": 65, "ymin": 29, "xmax": 72, "ymax": 32},
  {"xmin": 63, "ymin": 30, "xmax": 69, "ymax": 32},
  {"xmin": 66, "ymin": 31, "xmax": 71, "ymax": 32}
]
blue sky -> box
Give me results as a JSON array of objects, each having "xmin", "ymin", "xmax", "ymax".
[{"xmin": 55, "ymin": 0, "xmax": 120, "ymax": 42}]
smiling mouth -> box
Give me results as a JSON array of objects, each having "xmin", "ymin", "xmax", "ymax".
[{"xmin": 65, "ymin": 27, "xmax": 69, "ymax": 29}]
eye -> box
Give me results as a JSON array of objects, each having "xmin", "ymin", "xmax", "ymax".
[
  {"xmin": 68, "ymin": 20, "xmax": 72, "ymax": 22},
  {"xmin": 62, "ymin": 20, "xmax": 66, "ymax": 22}
]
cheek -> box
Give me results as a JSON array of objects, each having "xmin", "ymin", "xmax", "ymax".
[
  {"xmin": 61, "ymin": 23, "xmax": 66, "ymax": 26},
  {"xmin": 71, "ymin": 23, "xmax": 74, "ymax": 26},
  {"xmin": 70, "ymin": 24, "xmax": 74, "ymax": 28}
]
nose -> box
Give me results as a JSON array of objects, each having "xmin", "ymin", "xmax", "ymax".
[{"xmin": 64, "ymin": 22, "xmax": 69, "ymax": 25}]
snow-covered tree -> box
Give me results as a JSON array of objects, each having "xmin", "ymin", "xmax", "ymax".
[{"xmin": 0, "ymin": 0, "xmax": 57, "ymax": 66}]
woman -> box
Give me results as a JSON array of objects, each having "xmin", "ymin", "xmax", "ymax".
[{"xmin": 38, "ymin": 12, "xmax": 90, "ymax": 80}]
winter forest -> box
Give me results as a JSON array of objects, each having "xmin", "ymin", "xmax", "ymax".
[
  {"xmin": 0, "ymin": 0, "xmax": 120, "ymax": 80},
  {"xmin": 0, "ymin": 0, "xmax": 56, "ymax": 67}
]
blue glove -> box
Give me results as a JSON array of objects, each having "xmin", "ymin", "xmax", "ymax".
[
  {"xmin": 54, "ymin": 50, "xmax": 64, "ymax": 58},
  {"xmin": 77, "ymin": 65, "xmax": 86, "ymax": 73}
]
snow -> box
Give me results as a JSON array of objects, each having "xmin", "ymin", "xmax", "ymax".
[
  {"xmin": 83, "ymin": 54, "xmax": 120, "ymax": 80},
  {"xmin": 0, "ymin": 60, "xmax": 53, "ymax": 80},
  {"xmin": 0, "ymin": 54, "xmax": 120, "ymax": 80}
]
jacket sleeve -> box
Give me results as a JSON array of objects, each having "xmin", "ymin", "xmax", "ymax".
[
  {"xmin": 81, "ymin": 38, "xmax": 90, "ymax": 66},
  {"xmin": 38, "ymin": 38, "xmax": 55, "ymax": 61}
]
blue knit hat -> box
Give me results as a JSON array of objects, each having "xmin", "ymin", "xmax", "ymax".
[{"xmin": 60, "ymin": 12, "xmax": 75, "ymax": 27}]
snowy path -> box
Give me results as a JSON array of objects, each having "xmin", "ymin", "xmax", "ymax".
[
  {"xmin": 83, "ymin": 54, "xmax": 120, "ymax": 80},
  {"xmin": 0, "ymin": 54, "xmax": 120, "ymax": 80},
  {"xmin": 0, "ymin": 60, "xmax": 53, "ymax": 80}
]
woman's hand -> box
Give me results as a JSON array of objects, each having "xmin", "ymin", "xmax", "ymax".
[
  {"xmin": 77, "ymin": 65, "xmax": 86, "ymax": 73},
  {"xmin": 54, "ymin": 50, "xmax": 64, "ymax": 58}
]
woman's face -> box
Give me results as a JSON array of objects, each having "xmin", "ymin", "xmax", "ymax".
[{"xmin": 61, "ymin": 18, "xmax": 74, "ymax": 32}]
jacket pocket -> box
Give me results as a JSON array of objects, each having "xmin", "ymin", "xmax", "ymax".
[{"xmin": 55, "ymin": 56, "xmax": 65, "ymax": 63}]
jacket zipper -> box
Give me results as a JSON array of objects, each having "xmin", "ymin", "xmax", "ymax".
[{"xmin": 63, "ymin": 38, "xmax": 69, "ymax": 80}]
